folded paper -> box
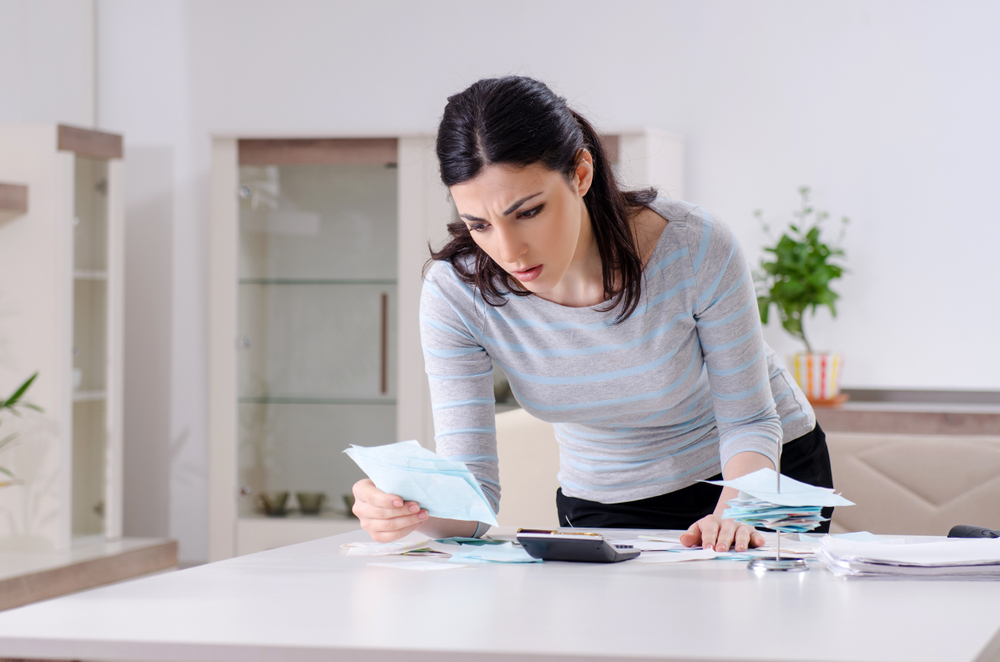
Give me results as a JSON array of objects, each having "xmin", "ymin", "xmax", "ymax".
[{"xmin": 344, "ymin": 440, "xmax": 498, "ymax": 526}]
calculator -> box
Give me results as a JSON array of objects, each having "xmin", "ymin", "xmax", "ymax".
[{"xmin": 515, "ymin": 529, "xmax": 640, "ymax": 563}]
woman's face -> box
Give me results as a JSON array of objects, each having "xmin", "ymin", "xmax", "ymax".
[{"xmin": 449, "ymin": 155, "xmax": 594, "ymax": 298}]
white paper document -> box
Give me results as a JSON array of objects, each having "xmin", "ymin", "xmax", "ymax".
[
  {"xmin": 706, "ymin": 468, "xmax": 854, "ymax": 507},
  {"xmin": 344, "ymin": 440, "xmax": 498, "ymax": 526},
  {"xmin": 342, "ymin": 532, "xmax": 434, "ymax": 556},
  {"xmin": 818, "ymin": 537, "xmax": 1000, "ymax": 578},
  {"xmin": 632, "ymin": 549, "xmax": 718, "ymax": 563}
]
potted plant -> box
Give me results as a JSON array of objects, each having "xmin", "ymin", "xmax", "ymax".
[
  {"xmin": 754, "ymin": 187, "xmax": 849, "ymax": 404},
  {"xmin": 0, "ymin": 372, "xmax": 42, "ymax": 486}
]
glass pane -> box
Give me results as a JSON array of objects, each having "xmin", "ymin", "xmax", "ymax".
[
  {"xmin": 238, "ymin": 284, "xmax": 396, "ymax": 399},
  {"xmin": 72, "ymin": 156, "xmax": 109, "ymax": 540},
  {"xmin": 74, "ymin": 157, "xmax": 108, "ymax": 272},
  {"xmin": 73, "ymin": 280, "xmax": 107, "ymax": 393},
  {"xmin": 238, "ymin": 164, "xmax": 397, "ymax": 281},
  {"xmin": 237, "ymin": 403, "xmax": 396, "ymax": 517},
  {"xmin": 237, "ymin": 159, "xmax": 398, "ymax": 518}
]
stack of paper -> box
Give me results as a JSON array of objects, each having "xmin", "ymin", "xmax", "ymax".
[
  {"xmin": 818, "ymin": 537, "xmax": 1000, "ymax": 579},
  {"xmin": 344, "ymin": 440, "xmax": 498, "ymax": 526},
  {"xmin": 721, "ymin": 498, "xmax": 826, "ymax": 533},
  {"xmin": 707, "ymin": 468, "xmax": 854, "ymax": 534}
]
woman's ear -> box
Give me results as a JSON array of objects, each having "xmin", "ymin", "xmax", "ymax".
[{"xmin": 573, "ymin": 149, "xmax": 595, "ymax": 197}]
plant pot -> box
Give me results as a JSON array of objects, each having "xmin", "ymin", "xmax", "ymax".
[{"xmin": 791, "ymin": 353, "xmax": 845, "ymax": 404}]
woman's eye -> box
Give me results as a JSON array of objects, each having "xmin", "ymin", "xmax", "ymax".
[
  {"xmin": 468, "ymin": 223, "xmax": 489, "ymax": 233},
  {"xmin": 517, "ymin": 204, "xmax": 544, "ymax": 219}
]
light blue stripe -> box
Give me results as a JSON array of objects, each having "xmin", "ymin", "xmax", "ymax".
[
  {"xmin": 697, "ymin": 299, "xmax": 754, "ymax": 329},
  {"xmin": 475, "ymin": 271, "xmax": 691, "ymax": 331},
  {"xmin": 700, "ymin": 326, "xmax": 757, "ymax": 353},
  {"xmin": 703, "ymin": 271, "xmax": 748, "ymax": 311},
  {"xmin": 559, "ymin": 455, "xmax": 720, "ymax": 492},
  {"xmin": 432, "ymin": 398, "xmax": 495, "ymax": 411},
  {"xmin": 772, "ymin": 388, "xmax": 792, "ymax": 404},
  {"xmin": 496, "ymin": 344, "xmax": 683, "ymax": 386},
  {"xmin": 691, "ymin": 209, "xmax": 713, "ymax": 274},
  {"xmin": 419, "ymin": 313, "xmax": 475, "ymax": 342},
  {"xmin": 425, "ymin": 346, "xmax": 485, "ymax": 358},
  {"xmin": 646, "ymin": 247, "xmax": 690, "ymax": 278},
  {"xmin": 720, "ymin": 430, "xmax": 779, "ymax": 449},
  {"xmin": 483, "ymin": 311, "xmax": 692, "ymax": 358},
  {"xmin": 646, "ymin": 278, "xmax": 696, "ymax": 309},
  {"xmin": 424, "ymin": 280, "xmax": 484, "ymax": 344},
  {"xmin": 698, "ymin": 243, "xmax": 737, "ymax": 305},
  {"xmin": 780, "ymin": 411, "xmax": 808, "ymax": 426},
  {"xmin": 716, "ymin": 401, "xmax": 774, "ymax": 424},
  {"xmin": 705, "ymin": 348, "xmax": 766, "ymax": 377},
  {"xmin": 561, "ymin": 430, "xmax": 717, "ymax": 465},
  {"xmin": 442, "ymin": 454, "xmax": 499, "ymax": 464},
  {"xmin": 434, "ymin": 426, "xmax": 496, "ymax": 439},
  {"xmin": 478, "ymin": 476, "xmax": 501, "ymax": 487},
  {"xmin": 427, "ymin": 369, "xmax": 494, "ymax": 381},
  {"xmin": 710, "ymin": 374, "xmax": 771, "ymax": 402},
  {"xmin": 514, "ymin": 345, "xmax": 700, "ymax": 413}
]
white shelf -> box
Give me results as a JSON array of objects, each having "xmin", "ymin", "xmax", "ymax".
[
  {"xmin": 73, "ymin": 270, "xmax": 108, "ymax": 280},
  {"xmin": 72, "ymin": 390, "xmax": 107, "ymax": 402}
]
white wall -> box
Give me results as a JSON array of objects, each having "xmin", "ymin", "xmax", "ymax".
[
  {"xmin": 0, "ymin": 0, "xmax": 94, "ymax": 125},
  {"xmin": 87, "ymin": 0, "xmax": 1000, "ymax": 562}
]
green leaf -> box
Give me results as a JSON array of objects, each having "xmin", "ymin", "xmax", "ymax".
[
  {"xmin": 1, "ymin": 372, "xmax": 38, "ymax": 410},
  {"xmin": 0, "ymin": 465, "xmax": 15, "ymax": 480}
]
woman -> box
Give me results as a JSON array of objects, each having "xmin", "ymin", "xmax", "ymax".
[{"xmin": 352, "ymin": 76, "xmax": 833, "ymax": 552}]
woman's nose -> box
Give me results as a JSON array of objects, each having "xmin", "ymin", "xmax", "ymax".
[{"xmin": 495, "ymin": 224, "xmax": 526, "ymax": 264}]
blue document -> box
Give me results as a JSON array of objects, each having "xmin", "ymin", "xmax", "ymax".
[{"xmin": 344, "ymin": 440, "xmax": 498, "ymax": 526}]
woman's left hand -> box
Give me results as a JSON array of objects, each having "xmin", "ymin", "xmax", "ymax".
[{"xmin": 680, "ymin": 513, "xmax": 765, "ymax": 552}]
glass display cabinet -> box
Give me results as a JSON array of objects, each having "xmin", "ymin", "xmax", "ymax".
[
  {"xmin": 209, "ymin": 136, "xmax": 452, "ymax": 558},
  {"xmin": 208, "ymin": 130, "xmax": 682, "ymax": 559},
  {"xmin": 0, "ymin": 125, "xmax": 125, "ymax": 550}
]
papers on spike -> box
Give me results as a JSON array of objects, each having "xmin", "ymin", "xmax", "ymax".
[
  {"xmin": 705, "ymin": 468, "xmax": 853, "ymax": 534},
  {"xmin": 721, "ymin": 495, "xmax": 827, "ymax": 533}
]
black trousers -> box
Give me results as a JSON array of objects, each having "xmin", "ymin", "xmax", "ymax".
[{"xmin": 557, "ymin": 423, "xmax": 834, "ymax": 533}]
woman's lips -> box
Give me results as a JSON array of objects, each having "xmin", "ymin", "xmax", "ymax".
[{"xmin": 513, "ymin": 265, "xmax": 543, "ymax": 282}]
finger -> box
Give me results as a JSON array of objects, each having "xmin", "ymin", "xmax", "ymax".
[
  {"xmin": 715, "ymin": 520, "xmax": 737, "ymax": 552},
  {"xmin": 733, "ymin": 525, "xmax": 752, "ymax": 552},
  {"xmin": 353, "ymin": 479, "xmax": 401, "ymax": 508},
  {"xmin": 749, "ymin": 530, "xmax": 767, "ymax": 548},
  {"xmin": 355, "ymin": 498, "xmax": 422, "ymax": 521},
  {"xmin": 364, "ymin": 510, "xmax": 429, "ymax": 533},
  {"xmin": 679, "ymin": 521, "xmax": 703, "ymax": 548},
  {"xmin": 699, "ymin": 518, "xmax": 720, "ymax": 550},
  {"xmin": 368, "ymin": 522, "xmax": 420, "ymax": 543}
]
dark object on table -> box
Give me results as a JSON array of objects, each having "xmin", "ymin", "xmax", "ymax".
[
  {"xmin": 296, "ymin": 492, "xmax": 326, "ymax": 515},
  {"xmin": 948, "ymin": 524, "xmax": 1000, "ymax": 538},
  {"xmin": 257, "ymin": 491, "xmax": 289, "ymax": 517},
  {"xmin": 516, "ymin": 529, "xmax": 640, "ymax": 563}
]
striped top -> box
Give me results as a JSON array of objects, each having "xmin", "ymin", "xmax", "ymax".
[{"xmin": 419, "ymin": 198, "xmax": 815, "ymax": 518}]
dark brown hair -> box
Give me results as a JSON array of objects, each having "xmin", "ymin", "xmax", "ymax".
[{"xmin": 431, "ymin": 76, "xmax": 656, "ymax": 322}]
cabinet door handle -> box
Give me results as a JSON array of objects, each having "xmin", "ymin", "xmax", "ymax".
[{"xmin": 380, "ymin": 292, "xmax": 388, "ymax": 394}]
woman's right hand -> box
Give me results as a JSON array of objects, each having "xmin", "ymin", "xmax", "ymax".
[{"xmin": 352, "ymin": 479, "xmax": 429, "ymax": 542}]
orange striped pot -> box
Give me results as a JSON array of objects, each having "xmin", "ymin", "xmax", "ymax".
[{"xmin": 791, "ymin": 353, "xmax": 845, "ymax": 404}]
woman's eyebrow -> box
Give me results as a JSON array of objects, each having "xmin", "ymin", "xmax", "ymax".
[{"xmin": 459, "ymin": 192, "xmax": 543, "ymax": 223}]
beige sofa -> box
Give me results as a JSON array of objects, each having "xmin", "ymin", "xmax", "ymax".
[{"xmin": 495, "ymin": 409, "xmax": 1000, "ymax": 535}]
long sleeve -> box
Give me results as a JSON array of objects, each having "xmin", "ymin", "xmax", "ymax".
[
  {"xmin": 419, "ymin": 261, "xmax": 501, "ymax": 517},
  {"xmin": 683, "ymin": 208, "xmax": 783, "ymax": 472}
]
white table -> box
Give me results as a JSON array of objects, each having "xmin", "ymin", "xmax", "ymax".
[{"xmin": 0, "ymin": 528, "xmax": 997, "ymax": 662}]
